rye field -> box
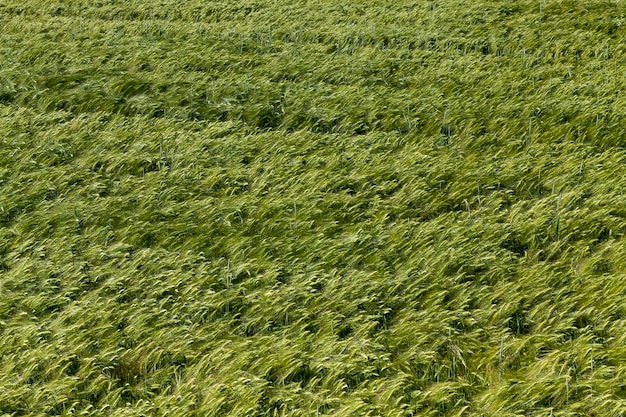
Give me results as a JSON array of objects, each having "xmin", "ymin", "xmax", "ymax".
[{"xmin": 1, "ymin": 0, "xmax": 626, "ymax": 415}]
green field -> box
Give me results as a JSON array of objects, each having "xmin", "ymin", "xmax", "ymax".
[{"xmin": 2, "ymin": 0, "xmax": 626, "ymax": 415}]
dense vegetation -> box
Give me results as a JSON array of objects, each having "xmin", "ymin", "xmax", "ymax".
[{"xmin": 1, "ymin": 0, "xmax": 626, "ymax": 415}]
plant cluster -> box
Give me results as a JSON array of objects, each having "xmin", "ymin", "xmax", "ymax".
[{"xmin": 1, "ymin": 0, "xmax": 626, "ymax": 415}]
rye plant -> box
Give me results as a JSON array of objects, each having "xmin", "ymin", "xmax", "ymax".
[{"xmin": 1, "ymin": 0, "xmax": 626, "ymax": 415}]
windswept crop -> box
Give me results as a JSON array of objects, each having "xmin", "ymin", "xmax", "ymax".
[{"xmin": 1, "ymin": 0, "xmax": 626, "ymax": 415}]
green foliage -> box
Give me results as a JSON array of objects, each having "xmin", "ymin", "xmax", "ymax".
[{"xmin": 1, "ymin": 0, "xmax": 626, "ymax": 415}]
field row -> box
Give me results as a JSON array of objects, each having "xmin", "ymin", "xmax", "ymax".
[{"xmin": 1, "ymin": 1, "xmax": 624, "ymax": 141}]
